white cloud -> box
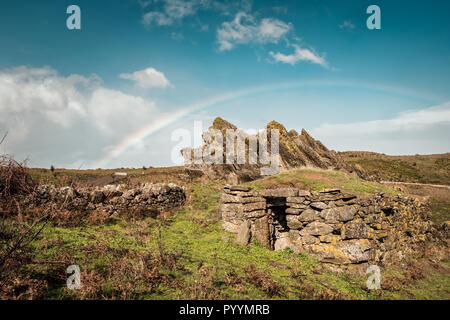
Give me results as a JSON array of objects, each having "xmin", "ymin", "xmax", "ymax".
[
  {"xmin": 270, "ymin": 44, "xmax": 328, "ymax": 67},
  {"xmin": 339, "ymin": 20, "xmax": 355, "ymax": 31},
  {"xmin": 311, "ymin": 102, "xmax": 450, "ymax": 154},
  {"xmin": 87, "ymin": 88, "xmax": 157, "ymax": 136},
  {"xmin": 0, "ymin": 66, "xmax": 91, "ymax": 143},
  {"xmin": 0, "ymin": 66, "xmax": 163, "ymax": 166},
  {"xmin": 171, "ymin": 31, "xmax": 184, "ymax": 40},
  {"xmin": 119, "ymin": 67, "xmax": 172, "ymax": 89},
  {"xmin": 142, "ymin": 11, "xmax": 174, "ymax": 26},
  {"xmin": 142, "ymin": 0, "xmax": 210, "ymax": 26},
  {"xmin": 217, "ymin": 12, "xmax": 292, "ymax": 51}
]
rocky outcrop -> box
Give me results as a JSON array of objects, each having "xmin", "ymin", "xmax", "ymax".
[
  {"xmin": 220, "ymin": 186, "xmax": 438, "ymax": 270},
  {"xmin": 21, "ymin": 183, "xmax": 186, "ymax": 216},
  {"xmin": 182, "ymin": 117, "xmax": 365, "ymax": 184}
]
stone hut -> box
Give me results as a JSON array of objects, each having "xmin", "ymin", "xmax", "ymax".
[{"xmin": 220, "ymin": 185, "xmax": 434, "ymax": 269}]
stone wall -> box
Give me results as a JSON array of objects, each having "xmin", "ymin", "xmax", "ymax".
[
  {"xmin": 21, "ymin": 183, "xmax": 186, "ymax": 216},
  {"xmin": 220, "ymin": 185, "xmax": 435, "ymax": 269}
]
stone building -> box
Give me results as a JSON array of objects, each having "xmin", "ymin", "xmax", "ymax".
[{"xmin": 220, "ymin": 185, "xmax": 435, "ymax": 270}]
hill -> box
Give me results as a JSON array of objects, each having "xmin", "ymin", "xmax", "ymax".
[{"xmin": 340, "ymin": 151, "xmax": 450, "ymax": 185}]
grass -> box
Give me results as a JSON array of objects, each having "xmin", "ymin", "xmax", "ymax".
[
  {"xmin": 2, "ymin": 166, "xmax": 449, "ymax": 300},
  {"xmin": 339, "ymin": 152, "xmax": 450, "ymax": 225},
  {"xmin": 340, "ymin": 151, "xmax": 450, "ymax": 185},
  {"xmin": 429, "ymin": 201, "xmax": 450, "ymax": 225},
  {"xmin": 246, "ymin": 168, "xmax": 399, "ymax": 197}
]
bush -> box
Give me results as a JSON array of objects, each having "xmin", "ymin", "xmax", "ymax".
[{"xmin": 0, "ymin": 154, "xmax": 35, "ymax": 200}]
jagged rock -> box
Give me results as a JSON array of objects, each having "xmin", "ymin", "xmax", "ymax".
[{"xmin": 182, "ymin": 117, "xmax": 366, "ymax": 182}]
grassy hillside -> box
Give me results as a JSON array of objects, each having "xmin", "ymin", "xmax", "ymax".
[
  {"xmin": 2, "ymin": 167, "xmax": 449, "ymax": 300},
  {"xmin": 339, "ymin": 151, "xmax": 450, "ymax": 185},
  {"xmin": 338, "ymin": 152, "xmax": 450, "ymax": 225}
]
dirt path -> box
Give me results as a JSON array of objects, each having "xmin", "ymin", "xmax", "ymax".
[{"xmin": 380, "ymin": 181, "xmax": 450, "ymax": 190}]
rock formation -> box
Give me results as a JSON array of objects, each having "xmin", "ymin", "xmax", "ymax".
[
  {"xmin": 182, "ymin": 117, "xmax": 365, "ymax": 183},
  {"xmin": 220, "ymin": 185, "xmax": 441, "ymax": 271}
]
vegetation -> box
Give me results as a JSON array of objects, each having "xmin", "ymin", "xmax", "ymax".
[
  {"xmin": 340, "ymin": 152, "xmax": 450, "ymax": 224},
  {"xmin": 246, "ymin": 168, "xmax": 398, "ymax": 197},
  {"xmin": 340, "ymin": 151, "xmax": 450, "ymax": 185},
  {"xmin": 1, "ymin": 164, "xmax": 449, "ymax": 300}
]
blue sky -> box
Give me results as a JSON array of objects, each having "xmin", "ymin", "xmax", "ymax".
[{"xmin": 0, "ymin": 0, "xmax": 449, "ymax": 168}]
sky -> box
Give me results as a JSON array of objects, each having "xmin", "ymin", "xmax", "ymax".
[{"xmin": 0, "ymin": 0, "xmax": 449, "ymax": 169}]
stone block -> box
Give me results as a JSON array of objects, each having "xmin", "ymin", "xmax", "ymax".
[
  {"xmin": 298, "ymin": 209, "xmax": 320, "ymax": 222},
  {"xmin": 260, "ymin": 188, "xmax": 298, "ymax": 198},
  {"xmin": 286, "ymin": 196, "xmax": 305, "ymax": 204},
  {"xmin": 310, "ymin": 202, "xmax": 328, "ymax": 210},
  {"xmin": 299, "ymin": 221, "xmax": 333, "ymax": 236}
]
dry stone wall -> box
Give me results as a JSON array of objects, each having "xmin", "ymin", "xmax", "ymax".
[
  {"xmin": 21, "ymin": 183, "xmax": 186, "ymax": 215},
  {"xmin": 220, "ymin": 185, "xmax": 435, "ymax": 269}
]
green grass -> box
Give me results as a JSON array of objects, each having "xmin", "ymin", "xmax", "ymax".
[
  {"xmin": 5, "ymin": 167, "xmax": 448, "ymax": 300},
  {"xmin": 340, "ymin": 152, "xmax": 450, "ymax": 185},
  {"xmin": 14, "ymin": 175, "xmax": 446, "ymax": 300},
  {"xmin": 429, "ymin": 201, "xmax": 450, "ymax": 225},
  {"xmin": 246, "ymin": 168, "xmax": 399, "ymax": 197}
]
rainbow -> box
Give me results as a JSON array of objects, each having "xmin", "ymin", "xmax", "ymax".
[{"xmin": 93, "ymin": 80, "xmax": 440, "ymax": 168}]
